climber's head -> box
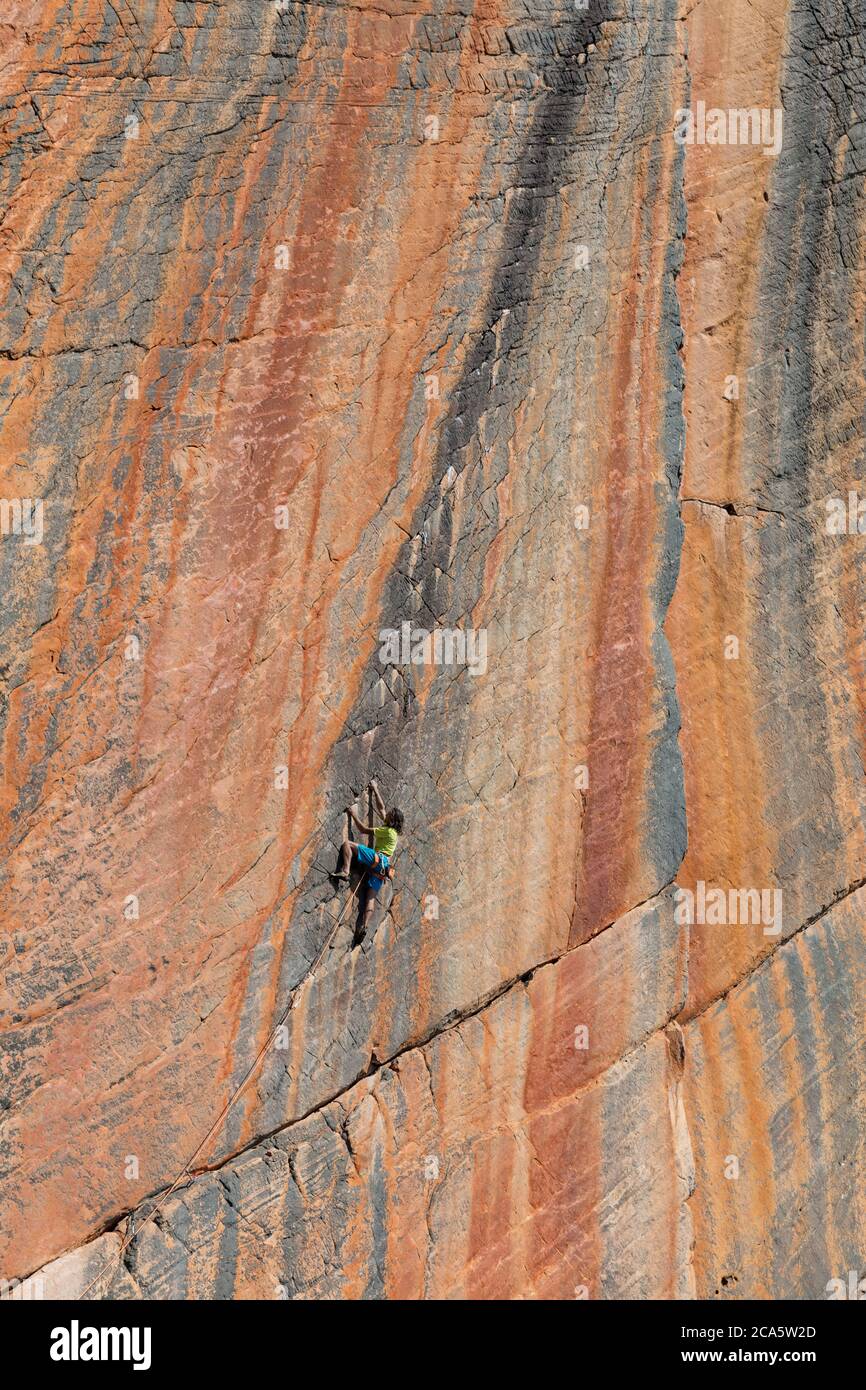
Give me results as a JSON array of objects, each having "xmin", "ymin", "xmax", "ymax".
[{"xmin": 386, "ymin": 807, "xmax": 404, "ymax": 834}]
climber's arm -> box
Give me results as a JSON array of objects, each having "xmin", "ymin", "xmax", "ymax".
[
  {"xmin": 369, "ymin": 780, "xmax": 387, "ymax": 818},
  {"xmin": 346, "ymin": 807, "xmax": 375, "ymax": 837}
]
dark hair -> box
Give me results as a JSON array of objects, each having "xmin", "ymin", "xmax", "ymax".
[{"xmin": 387, "ymin": 808, "xmax": 404, "ymax": 833}]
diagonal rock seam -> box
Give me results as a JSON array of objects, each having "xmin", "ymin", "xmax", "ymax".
[
  {"xmin": 15, "ymin": 881, "xmax": 677, "ymax": 1289},
  {"xmin": 19, "ymin": 855, "xmax": 866, "ymax": 1293}
]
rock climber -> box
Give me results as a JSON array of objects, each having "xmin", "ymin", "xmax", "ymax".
[{"xmin": 332, "ymin": 779, "xmax": 403, "ymax": 946}]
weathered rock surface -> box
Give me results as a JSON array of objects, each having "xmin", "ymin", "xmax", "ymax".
[
  {"xmin": 1, "ymin": 0, "xmax": 864, "ymax": 1300},
  {"xmin": 669, "ymin": 0, "xmax": 866, "ymax": 1019},
  {"xmin": 685, "ymin": 886, "xmax": 866, "ymax": 1300},
  {"xmin": 33, "ymin": 891, "xmax": 692, "ymax": 1299}
]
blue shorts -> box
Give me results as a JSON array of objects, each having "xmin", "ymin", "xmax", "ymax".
[{"xmin": 354, "ymin": 843, "xmax": 389, "ymax": 893}]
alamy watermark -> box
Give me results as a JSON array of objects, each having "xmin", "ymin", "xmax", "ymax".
[
  {"xmin": 1, "ymin": 1274, "xmax": 44, "ymax": 1300},
  {"xmin": 674, "ymin": 881, "xmax": 782, "ymax": 937},
  {"xmin": 0, "ymin": 497, "xmax": 44, "ymax": 545},
  {"xmin": 826, "ymin": 491, "xmax": 866, "ymax": 534},
  {"xmin": 378, "ymin": 621, "xmax": 488, "ymax": 676},
  {"xmin": 826, "ymin": 1270, "xmax": 866, "ymax": 1299},
  {"xmin": 50, "ymin": 1321, "xmax": 152, "ymax": 1370},
  {"xmin": 674, "ymin": 101, "xmax": 783, "ymax": 157}
]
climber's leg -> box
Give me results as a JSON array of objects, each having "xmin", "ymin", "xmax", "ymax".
[
  {"xmin": 332, "ymin": 839, "xmax": 356, "ymax": 880},
  {"xmin": 353, "ymin": 887, "xmax": 378, "ymax": 948}
]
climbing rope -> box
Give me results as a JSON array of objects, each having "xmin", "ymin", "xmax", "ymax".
[{"xmin": 78, "ymin": 872, "xmax": 366, "ymax": 1300}]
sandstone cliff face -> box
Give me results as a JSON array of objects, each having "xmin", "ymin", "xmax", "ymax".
[{"xmin": 0, "ymin": 0, "xmax": 863, "ymax": 1301}]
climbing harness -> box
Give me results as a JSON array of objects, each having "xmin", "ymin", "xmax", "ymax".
[{"xmin": 371, "ymin": 851, "xmax": 395, "ymax": 880}]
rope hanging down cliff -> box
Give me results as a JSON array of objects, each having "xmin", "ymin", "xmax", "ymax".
[{"xmin": 79, "ymin": 805, "xmax": 400, "ymax": 1300}]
